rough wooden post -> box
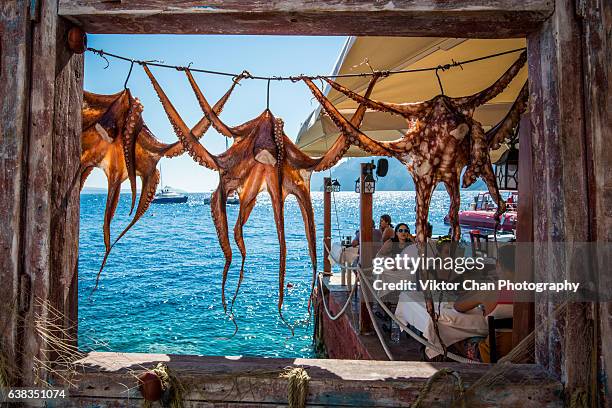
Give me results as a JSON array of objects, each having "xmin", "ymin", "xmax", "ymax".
[
  {"xmin": 527, "ymin": 0, "xmax": 598, "ymax": 403},
  {"xmin": 359, "ymin": 163, "xmax": 373, "ymax": 334},
  {"xmin": 0, "ymin": 0, "xmax": 32, "ymax": 385},
  {"xmin": 513, "ymin": 115, "xmax": 535, "ymax": 351},
  {"xmin": 323, "ymin": 177, "xmax": 332, "ymax": 276},
  {"xmin": 579, "ymin": 0, "xmax": 611, "ymax": 405},
  {"xmin": 0, "ymin": 0, "xmax": 83, "ymax": 387}
]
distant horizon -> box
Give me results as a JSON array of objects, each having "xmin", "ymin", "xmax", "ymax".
[{"xmin": 80, "ymin": 186, "xmax": 490, "ymax": 194}]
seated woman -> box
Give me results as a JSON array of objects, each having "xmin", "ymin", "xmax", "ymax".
[
  {"xmin": 376, "ymin": 223, "xmax": 414, "ymax": 258},
  {"xmin": 379, "ymin": 214, "xmax": 395, "ymax": 243},
  {"xmin": 448, "ymin": 245, "xmax": 516, "ymax": 363}
]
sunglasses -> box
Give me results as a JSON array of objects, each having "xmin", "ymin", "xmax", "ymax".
[{"xmin": 397, "ymin": 228, "xmax": 410, "ymax": 233}]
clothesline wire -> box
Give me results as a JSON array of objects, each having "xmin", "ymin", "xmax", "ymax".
[{"xmin": 86, "ymin": 47, "xmax": 526, "ymax": 82}]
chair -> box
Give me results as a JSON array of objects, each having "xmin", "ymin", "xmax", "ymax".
[
  {"xmin": 470, "ymin": 230, "xmax": 490, "ymax": 257},
  {"xmin": 487, "ymin": 316, "xmax": 513, "ymax": 363}
]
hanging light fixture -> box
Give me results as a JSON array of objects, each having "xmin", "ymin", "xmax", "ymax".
[
  {"xmin": 324, "ymin": 178, "xmax": 333, "ymax": 193},
  {"xmin": 354, "ymin": 178, "xmax": 360, "ymax": 193},
  {"xmin": 494, "ymin": 126, "xmax": 519, "ymax": 191},
  {"xmin": 364, "ymin": 173, "xmax": 376, "ymax": 194},
  {"xmin": 331, "ymin": 179, "xmax": 341, "ymax": 192}
]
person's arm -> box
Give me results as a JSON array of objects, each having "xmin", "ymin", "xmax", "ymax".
[
  {"xmin": 351, "ymin": 230, "xmax": 359, "ymax": 247},
  {"xmin": 454, "ymin": 291, "xmax": 497, "ymax": 315},
  {"xmin": 376, "ymin": 240, "xmax": 392, "ymax": 258},
  {"xmin": 382, "ymin": 227, "xmax": 394, "ymax": 242}
]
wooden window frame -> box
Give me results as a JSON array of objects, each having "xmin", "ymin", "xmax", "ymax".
[{"xmin": 2, "ymin": 0, "xmax": 608, "ymax": 405}]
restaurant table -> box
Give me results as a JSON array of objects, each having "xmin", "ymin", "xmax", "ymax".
[{"xmin": 394, "ymin": 291, "xmax": 489, "ymax": 359}]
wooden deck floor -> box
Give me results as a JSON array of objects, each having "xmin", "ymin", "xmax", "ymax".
[{"xmin": 321, "ymin": 274, "xmax": 423, "ymax": 361}]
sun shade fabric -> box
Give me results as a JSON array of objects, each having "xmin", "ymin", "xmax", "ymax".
[{"xmin": 296, "ymin": 37, "xmax": 527, "ymax": 157}]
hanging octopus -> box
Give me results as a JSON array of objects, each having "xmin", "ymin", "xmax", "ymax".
[
  {"xmin": 301, "ymin": 51, "xmax": 528, "ymax": 244},
  {"xmin": 80, "ymin": 78, "xmax": 243, "ymax": 286},
  {"xmin": 142, "ymin": 65, "xmax": 381, "ymax": 324}
]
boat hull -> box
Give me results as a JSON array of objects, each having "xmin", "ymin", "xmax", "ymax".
[
  {"xmin": 202, "ymin": 197, "xmax": 239, "ymax": 205},
  {"xmin": 151, "ymin": 196, "xmax": 188, "ymax": 204},
  {"xmin": 444, "ymin": 210, "xmax": 517, "ymax": 232}
]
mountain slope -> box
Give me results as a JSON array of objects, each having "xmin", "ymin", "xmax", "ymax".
[{"xmin": 310, "ymin": 157, "xmax": 486, "ymax": 191}]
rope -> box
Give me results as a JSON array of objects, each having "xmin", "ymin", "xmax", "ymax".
[
  {"xmin": 87, "ymin": 47, "xmax": 526, "ymax": 82},
  {"xmin": 280, "ymin": 367, "xmax": 310, "ymax": 408},
  {"xmin": 411, "ymin": 368, "xmax": 466, "ymax": 408},
  {"xmin": 358, "ymin": 274, "xmax": 395, "ymax": 361},
  {"xmin": 356, "ymin": 268, "xmax": 478, "ymax": 363},
  {"xmin": 317, "ymin": 273, "xmax": 358, "ymax": 321}
]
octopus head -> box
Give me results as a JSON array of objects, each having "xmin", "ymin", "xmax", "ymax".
[{"xmin": 450, "ymin": 123, "xmax": 470, "ymax": 141}]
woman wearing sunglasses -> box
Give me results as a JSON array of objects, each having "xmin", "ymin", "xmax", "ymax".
[{"xmin": 376, "ymin": 223, "xmax": 415, "ymax": 258}]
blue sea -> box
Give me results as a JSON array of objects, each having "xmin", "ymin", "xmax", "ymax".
[{"xmin": 78, "ymin": 190, "xmax": 483, "ymax": 358}]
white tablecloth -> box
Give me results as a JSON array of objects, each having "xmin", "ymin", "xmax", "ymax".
[
  {"xmin": 394, "ymin": 291, "xmax": 490, "ymax": 358},
  {"xmin": 328, "ymin": 242, "xmax": 359, "ymax": 267}
]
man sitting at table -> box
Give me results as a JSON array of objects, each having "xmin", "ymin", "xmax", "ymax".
[{"xmin": 447, "ymin": 245, "xmax": 516, "ymax": 363}]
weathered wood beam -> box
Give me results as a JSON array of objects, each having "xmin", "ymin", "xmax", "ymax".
[
  {"xmin": 50, "ymin": 16, "xmax": 83, "ymax": 352},
  {"xmin": 0, "ymin": 0, "xmax": 31, "ymax": 385},
  {"xmin": 55, "ymin": 352, "xmax": 563, "ymax": 407},
  {"xmin": 527, "ymin": 0, "xmax": 599, "ymax": 404},
  {"xmin": 0, "ymin": 0, "xmax": 83, "ymax": 387},
  {"xmin": 513, "ymin": 115, "xmax": 535, "ymax": 352},
  {"xmin": 579, "ymin": 0, "xmax": 612, "ymax": 405},
  {"xmin": 58, "ymin": 0, "xmax": 553, "ymax": 37}
]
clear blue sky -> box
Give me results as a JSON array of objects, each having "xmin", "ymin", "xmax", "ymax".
[{"xmin": 84, "ymin": 34, "xmax": 347, "ymax": 192}]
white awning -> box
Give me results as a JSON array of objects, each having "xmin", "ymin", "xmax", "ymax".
[{"xmin": 296, "ymin": 37, "xmax": 527, "ymax": 158}]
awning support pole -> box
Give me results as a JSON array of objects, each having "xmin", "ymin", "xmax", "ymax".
[
  {"xmin": 359, "ymin": 163, "xmax": 374, "ymax": 334},
  {"xmin": 323, "ymin": 177, "xmax": 332, "ymax": 276}
]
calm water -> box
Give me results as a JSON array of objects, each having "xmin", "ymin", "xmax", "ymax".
[{"xmin": 78, "ymin": 190, "xmax": 483, "ymax": 357}]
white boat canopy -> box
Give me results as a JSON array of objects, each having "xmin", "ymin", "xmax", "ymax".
[{"xmin": 295, "ymin": 37, "xmax": 527, "ymax": 161}]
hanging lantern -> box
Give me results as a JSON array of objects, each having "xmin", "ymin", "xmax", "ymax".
[
  {"xmin": 324, "ymin": 178, "xmax": 333, "ymax": 193},
  {"xmin": 354, "ymin": 178, "xmax": 360, "ymax": 193},
  {"xmin": 364, "ymin": 173, "xmax": 376, "ymax": 194},
  {"xmin": 331, "ymin": 179, "xmax": 341, "ymax": 192},
  {"xmin": 494, "ymin": 142, "xmax": 519, "ymax": 190}
]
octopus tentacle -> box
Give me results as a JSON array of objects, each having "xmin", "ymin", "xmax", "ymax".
[
  {"xmin": 266, "ymin": 170, "xmax": 289, "ymax": 327},
  {"xmin": 302, "ymin": 77, "xmax": 395, "ymax": 157},
  {"xmin": 289, "ymin": 177, "xmax": 318, "ymax": 313},
  {"xmin": 210, "ymin": 186, "xmax": 232, "ymax": 313},
  {"xmin": 96, "ymin": 169, "xmax": 160, "ymax": 289},
  {"xmin": 231, "ymin": 184, "xmax": 260, "ymax": 314},
  {"xmin": 443, "ymin": 175, "xmax": 462, "ymax": 241},
  {"xmin": 284, "ymin": 75, "xmax": 382, "ymax": 171},
  {"xmin": 139, "ymin": 76, "xmax": 243, "ymax": 159},
  {"xmin": 80, "ymin": 166, "xmax": 94, "ymax": 190},
  {"xmin": 142, "ymin": 65, "xmax": 219, "ymax": 170},
  {"xmin": 487, "ymin": 81, "xmax": 529, "ymax": 149},
  {"xmin": 183, "ymin": 69, "xmax": 235, "ymax": 139},
  {"xmin": 462, "ymin": 120, "xmax": 488, "ymax": 188},
  {"xmin": 320, "ymin": 76, "xmax": 431, "ymax": 117},
  {"xmin": 111, "ymin": 169, "xmax": 160, "ymax": 253},
  {"xmin": 454, "ymin": 51, "xmax": 527, "ymax": 109},
  {"xmin": 96, "ymin": 176, "xmax": 122, "ymax": 289},
  {"xmin": 481, "ymin": 157, "xmax": 507, "ymax": 222},
  {"xmin": 185, "ymin": 69, "xmax": 244, "ymax": 139},
  {"xmin": 122, "ymin": 96, "xmax": 144, "ymax": 214},
  {"xmin": 312, "ymin": 73, "xmax": 382, "ymax": 171},
  {"xmin": 414, "ymin": 177, "xmax": 436, "ymax": 244}
]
